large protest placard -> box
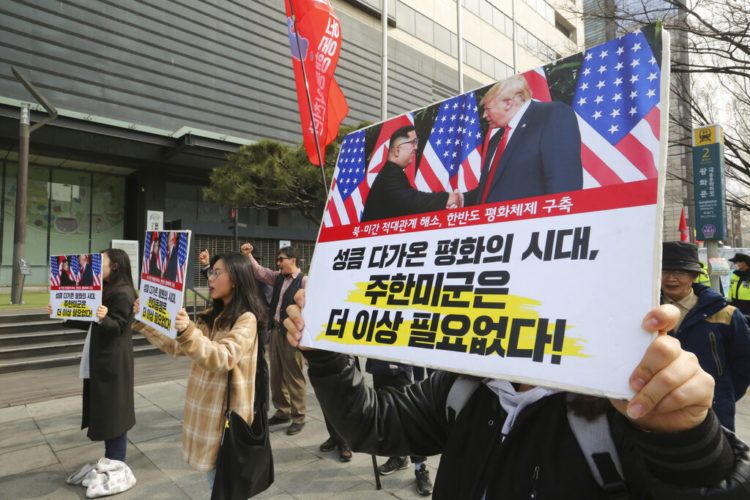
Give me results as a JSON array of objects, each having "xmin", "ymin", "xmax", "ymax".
[
  {"xmin": 49, "ymin": 253, "xmax": 103, "ymax": 320},
  {"xmin": 302, "ymin": 26, "xmax": 670, "ymax": 398},
  {"xmin": 136, "ymin": 230, "xmax": 191, "ymax": 338}
]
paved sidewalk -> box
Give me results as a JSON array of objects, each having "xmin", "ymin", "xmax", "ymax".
[
  {"xmin": 0, "ymin": 362, "xmax": 436, "ymax": 500},
  {"xmin": 1, "ymin": 358, "xmax": 749, "ymax": 500}
]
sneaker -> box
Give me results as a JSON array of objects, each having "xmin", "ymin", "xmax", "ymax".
[
  {"xmin": 377, "ymin": 456, "xmax": 409, "ymax": 475},
  {"xmin": 338, "ymin": 444, "xmax": 352, "ymax": 463},
  {"xmin": 268, "ymin": 415, "xmax": 291, "ymax": 426},
  {"xmin": 286, "ymin": 422, "xmax": 305, "ymax": 435},
  {"xmin": 415, "ymin": 464, "xmax": 433, "ymax": 496},
  {"xmin": 66, "ymin": 462, "xmax": 98, "ymax": 486},
  {"xmin": 319, "ymin": 437, "xmax": 337, "ymax": 452}
]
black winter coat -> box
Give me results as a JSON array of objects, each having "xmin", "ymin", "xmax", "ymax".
[
  {"xmin": 665, "ymin": 284, "xmax": 750, "ymax": 430},
  {"xmin": 360, "ymin": 162, "xmax": 449, "ymax": 222},
  {"xmin": 65, "ymin": 282, "xmax": 136, "ymax": 440},
  {"xmin": 305, "ymin": 350, "xmax": 750, "ymax": 499}
]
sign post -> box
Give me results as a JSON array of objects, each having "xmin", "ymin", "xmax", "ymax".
[
  {"xmin": 692, "ymin": 124, "xmax": 726, "ymax": 291},
  {"xmin": 146, "ymin": 210, "xmax": 164, "ymax": 231}
]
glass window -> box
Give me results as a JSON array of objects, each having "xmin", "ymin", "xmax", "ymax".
[
  {"xmin": 2, "ymin": 164, "xmax": 52, "ymax": 284},
  {"xmin": 505, "ymin": 15, "xmax": 514, "ymax": 36},
  {"xmin": 165, "ymin": 182, "xmax": 199, "ymax": 226},
  {"xmin": 481, "ymin": 50, "xmax": 494, "ymax": 76},
  {"xmin": 91, "ymin": 173, "xmax": 125, "ymax": 252},
  {"xmin": 464, "ymin": 0, "xmax": 480, "ymax": 15},
  {"xmin": 480, "ymin": 1, "xmax": 494, "ymax": 21},
  {"xmin": 491, "ymin": 9, "xmax": 505, "ymax": 33},
  {"xmin": 198, "ymin": 188, "xmax": 226, "ymax": 224},
  {"xmin": 434, "ymin": 23, "xmax": 451, "ymax": 54},
  {"xmin": 494, "ymin": 58, "xmax": 508, "ymax": 80},
  {"xmin": 465, "ymin": 41, "xmax": 481, "ymax": 69},
  {"xmin": 450, "ymin": 33, "xmax": 458, "ymax": 57},
  {"xmin": 396, "ymin": 2, "xmax": 415, "ymax": 35},
  {"xmin": 49, "ymin": 168, "xmax": 91, "ymax": 257},
  {"xmin": 414, "ymin": 12, "xmax": 433, "ymax": 44},
  {"xmin": 518, "ymin": 27, "xmax": 528, "ymax": 46}
]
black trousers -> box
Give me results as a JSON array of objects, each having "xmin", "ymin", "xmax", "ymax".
[
  {"xmin": 324, "ymin": 413, "xmax": 348, "ymax": 447},
  {"xmin": 372, "ymin": 370, "xmax": 426, "ymax": 464}
]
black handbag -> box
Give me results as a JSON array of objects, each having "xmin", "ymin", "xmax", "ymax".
[{"xmin": 211, "ymin": 341, "xmax": 274, "ymax": 500}]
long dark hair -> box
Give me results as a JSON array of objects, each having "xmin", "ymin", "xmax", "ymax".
[
  {"xmin": 103, "ymin": 249, "xmax": 134, "ymax": 288},
  {"xmin": 102, "ymin": 248, "xmax": 135, "ymax": 301},
  {"xmin": 201, "ymin": 252, "xmax": 268, "ymax": 332}
]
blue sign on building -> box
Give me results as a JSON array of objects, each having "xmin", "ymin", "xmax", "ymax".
[{"xmin": 692, "ymin": 124, "xmax": 726, "ymax": 241}]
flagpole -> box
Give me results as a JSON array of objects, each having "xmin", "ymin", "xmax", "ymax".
[
  {"xmin": 457, "ymin": 0, "xmax": 464, "ymax": 93},
  {"xmin": 381, "ymin": 0, "xmax": 388, "ymax": 121},
  {"xmin": 288, "ymin": 1, "xmax": 330, "ymax": 197},
  {"xmin": 511, "ymin": 0, "xmax": 518, "ymax": 73}
]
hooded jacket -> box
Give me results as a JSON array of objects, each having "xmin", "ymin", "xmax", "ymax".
[
  {"xmin": 665, "ymin": 284, "xmax": 750, "ymax": 430},
  {"xmin": 305, "ymin": 350, "xmax": 750, "ymax": 499}
]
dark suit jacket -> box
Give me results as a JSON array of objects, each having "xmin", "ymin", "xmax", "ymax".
[
  {"xmin": 361, "ymin": 162, "xmax": 449, "ymax": 222},
  {"xmin": 163, "ymin": 249, "xmax": 179, "ymax": 282},
  {"xmin": 79, "ymin": 263, "xmax": 94, "ymax": 286},
  {"xmin": 148, "ymin": 252, "xmax": 161, "ymax": 278},
  {"xmin": 465, "ymin": 100, "xmax": 583, "ymax": 205},
  {"xmin": 59, "ymin": 271, "xmax": 76, "ymax": 287}
]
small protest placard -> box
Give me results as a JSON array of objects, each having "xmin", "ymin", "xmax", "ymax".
[
  {"xmin": 302, "ymin": 26, "xmax": 671, "ymax": 399},
  {"xmin": 136, "ymin": 230, "xmax": 191, "ymax": 338},
  {"xmin": 49, "ymin": 253, "xmax": 103, "ymax": 321}
]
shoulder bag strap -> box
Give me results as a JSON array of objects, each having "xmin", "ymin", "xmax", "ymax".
[
  {"xmin": 566, "ymin": 394, "xmax": 627, "ymax": 499},
  {"xmin": 225, "ymin": 370, "xmax": 232, "ymax": 416}
]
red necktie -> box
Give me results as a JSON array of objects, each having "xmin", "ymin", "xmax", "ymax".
[{"xmin": 481, "ymin": 126, "xmax": 511, "ymax": 204}]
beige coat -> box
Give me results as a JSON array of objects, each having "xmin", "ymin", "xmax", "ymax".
[{"xmin": 133, "ymin": 312, "xmax": 258, "ymax": 471}]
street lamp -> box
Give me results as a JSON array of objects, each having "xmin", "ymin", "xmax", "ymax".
[{"xmin": 10, "ymin": 67, "xmax": 57, "ymax": 304}]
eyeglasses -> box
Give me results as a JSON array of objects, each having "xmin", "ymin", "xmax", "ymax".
[
  {"xmin": 276, "ymin": 256, "xmax": 289, "ymax": 262},
  {"xmin": 207, "ymin": 269, "xmax": 226, "ymax": 280},
  {"xmin": 661, "ymin": 270, "xmax": 693, "ymax": 278},
  {"xmin": 395, "ymin": 138, "xmax": 418, "ymax": 149}
]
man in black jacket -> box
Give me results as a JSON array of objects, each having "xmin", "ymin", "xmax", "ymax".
[
  {"xmin": 283, "ymin": 291, "xmax": 750, "ymax": 499},
  {"xmin": 661, "ymin": 242, "xmax": 750, "ymax": 430},
  {"xmin": 360, "ymin": 126, "xmax": 461, "ymax": 222}
]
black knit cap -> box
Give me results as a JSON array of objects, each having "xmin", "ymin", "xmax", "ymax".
[
  {"xmin": 662, "ymin": 241, "xmax": 702, "ymax": 273},
  {"xmin": 728, "ymin": 253, "xmax": 750, "ymax": 265}
]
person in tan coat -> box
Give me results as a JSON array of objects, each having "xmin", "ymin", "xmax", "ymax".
[{"xmin": 132, "ymin": 252, "xmax": 268, "ymax": 488}]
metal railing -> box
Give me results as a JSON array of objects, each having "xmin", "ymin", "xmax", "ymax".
[{"xmin": 187, "ymin": 286, "xmax": 211, "ymax": 322}]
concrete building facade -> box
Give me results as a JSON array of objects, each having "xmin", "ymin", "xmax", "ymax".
[{"xmin": 0, "ymin": 0, "xmax": 583, "ymax": 286}]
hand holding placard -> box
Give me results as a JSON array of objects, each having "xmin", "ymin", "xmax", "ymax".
[
  {"xmin": 96, "ymin": 305, "xmax": 108, "ymax": 321},
  {"xmin": 174, "ymin": 308, "xmax": 190, "ymax": 334}
]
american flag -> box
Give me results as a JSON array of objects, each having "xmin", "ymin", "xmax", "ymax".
[
  {"xmin": 142, "ymin": 232, "xmax": 156, "ymax": 273},
  {"xmin": 69, "ymin": 255, "xmax": 80, "ymax": 283},
  {"xmin": 176, "ymin": 232, "xmax": 188, "ymax": 285},
  {"xmin": 50, "ymin": 256, "xmax": 60, "ymax": 287},
  {"xmin": 158, "ymin": 232, "xmax": 168, "ymax": 275},
  {"xmin": 415, "ymin": 92, "xmax": 483, "ymax": 193},
  {"xmin": 572, "ymin": 29, "xmax": 660, "ymax": 186},
  {"xmin": 323, "ymin": 129, "xmax": 366, "ymax": 227},
  {"xmin": 91, "ymin": 254, "xmax": 101, "ymax": 287},
  {"xmin": 323, "ymin": 114, "xmax": 414, "ymax": 228}
]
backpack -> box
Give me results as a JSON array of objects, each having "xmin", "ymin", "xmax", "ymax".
[{"xmin": 445, "ymin": 377, "xmax": 628, "ymax": 499}]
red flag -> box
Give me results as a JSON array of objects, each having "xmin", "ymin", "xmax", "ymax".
[
  {"xmin": 679, "ymin": 208, "xmax": 689, "ymax": 242},
  {"xmin": 285, "ymin": 0, "xmax": 349, "ymax": 166}
]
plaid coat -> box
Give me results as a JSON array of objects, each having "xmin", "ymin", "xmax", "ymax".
[{"xmin": 134, "ymin": 312, "xmax": 258, "ymax": 471}]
